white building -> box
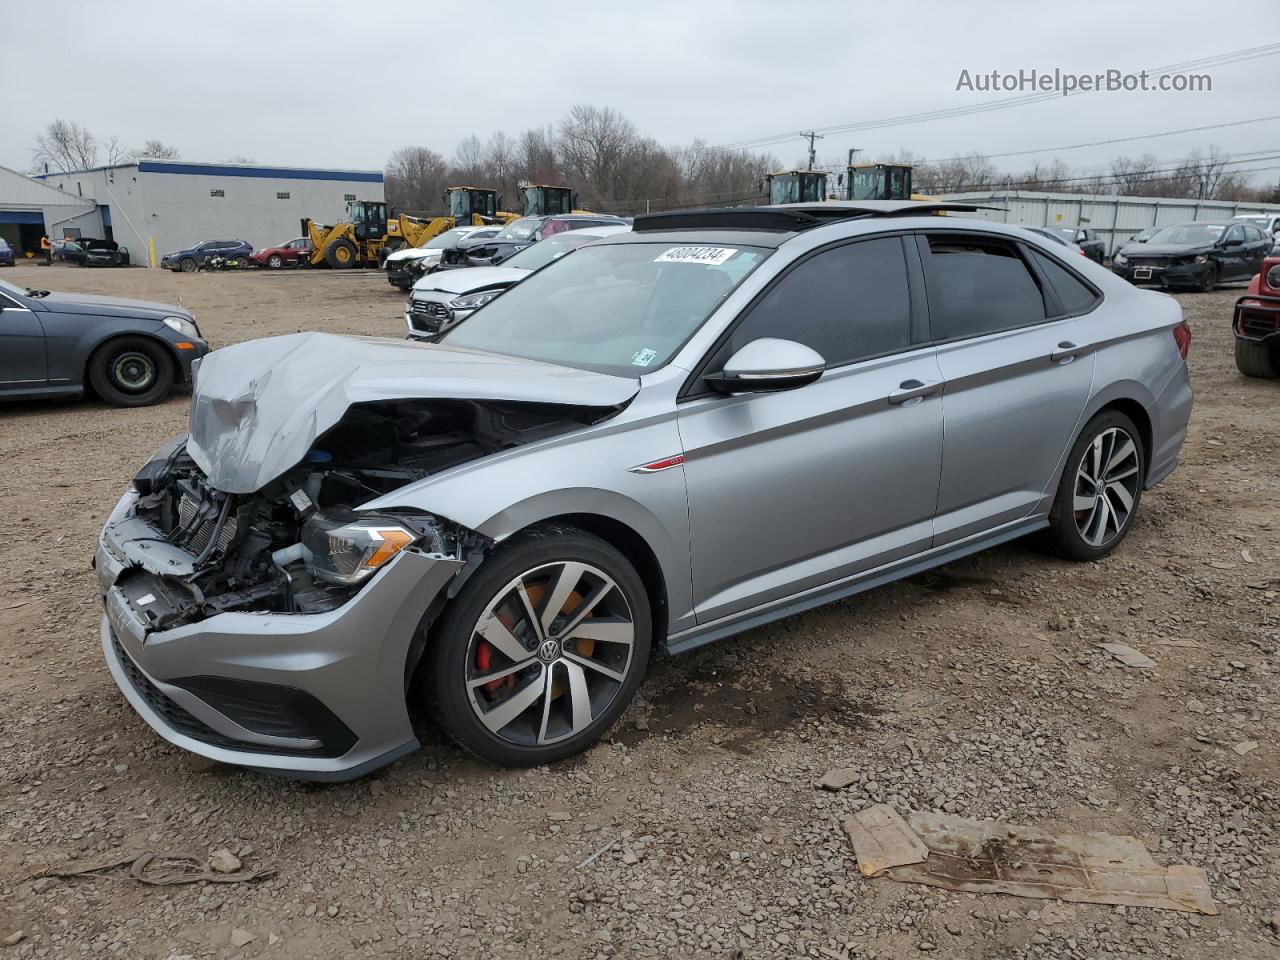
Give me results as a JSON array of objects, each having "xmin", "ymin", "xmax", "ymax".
[
  {"xmin": 0, "ymin": 164, "xmax": 98, "ymax": 260},
  {"xmin": 36, "ymin": 160, "xmax": 383, "ymax": 266}
]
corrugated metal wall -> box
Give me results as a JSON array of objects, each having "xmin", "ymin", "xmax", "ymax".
[{"xmin": 938, "ymin": 190, "xmax": 1280, "ymax": 255}]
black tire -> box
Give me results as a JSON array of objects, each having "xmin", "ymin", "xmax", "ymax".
[
  {"xmin": 422, "ymin": 524, "xmax": 652, "ymax": 767},
  {"xmin": 87, "ymin": 336, "xmax": 175, "ymax": 407},
  {"xmin": 1235, "ymin": 338, "xmax": 1280, "ymax": 378},
  {"xmin": 179, "ymin": 257, "xmax": 197, "ymax": 274},
  {"xmin": 1045, "ymin": 410, "xmax": 1145, "ymax": 562},
  {"xmin": 1198, "ymin": 263, "xmax": 1218, "ymax": 293},
  {"xmin": 267, "ymin": 254, "xmax": 283, "ymax": 269},
  {"xmin": 324, "ymin": 238, "xmax": 358, "ymax": 269}
]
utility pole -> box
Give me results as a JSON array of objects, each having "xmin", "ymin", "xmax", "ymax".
[{"xmin": 800, "ymin": 131, "xmax": 824, "ymax": 170}]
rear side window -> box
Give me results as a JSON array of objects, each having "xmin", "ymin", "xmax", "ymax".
[
  {"xmin": 922, "ymin": 236, "xmax": 1046, "ymax": 339},
  {"xmin": 1028, "ymin": 249, "xmax": 1101, "ymax": 316},
  {"xmin": 726, "ymin": 236, "xmax": 912, "ymax": 366}
]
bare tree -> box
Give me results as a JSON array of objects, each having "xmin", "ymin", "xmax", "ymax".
[
  {"xmin": 557, "ymin": 104, "xmax": 639, "ymax": 207},
  {"xmin": 384, "ymin": 145, "xmax": 449, "ymax": 214},
  {"xmin": 135, "ymin": 140, "xmax": 181, "ymax": 160},
  {"xmin": 516, "ymin": 126, "xmax": 560, "ymax": 185},
  {"xmin": 31, "ymin": 119, "xmax": 98, "ymax": 173}
]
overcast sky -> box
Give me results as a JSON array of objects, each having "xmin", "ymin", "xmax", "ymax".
[{"xmin": 3, "ymin": 1, "xmax": 1279, "ymax": 184}]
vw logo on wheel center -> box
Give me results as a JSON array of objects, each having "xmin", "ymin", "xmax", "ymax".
[{"xmin": 537, "ymin": 639, "xmax": 561, "ymax": 663}]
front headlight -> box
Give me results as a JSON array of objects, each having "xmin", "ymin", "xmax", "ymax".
[
  {"xmin": 163, "ymin": 315, "xmax": 201, "ymax": 339},
  {"xmin": 1194, "ymin": 254, "xmax": 1209, "ymax": 264},
  {"xmin": 1114, "ymin": 253, "xmax": 1127, "ymax": 265},
  {"xmin": 1266, "ymin": 265, "xmax": 1280, "ymax": 289},
  {"xmin": 302, "ymin": 512, "xmax": 417, "ymax": 585},
  {"xmin": 449, "ymin": 289, "xmax": 502, "ymax": 310}
]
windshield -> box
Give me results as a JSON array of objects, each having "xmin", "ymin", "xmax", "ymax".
[
  {"xmin": 1148, "ymin": 223, "xmax": 1225, "ymax": 246},
  {"xmin": 503, "ymin": 232, "xmax": 613, "ymax": 271},
  {"xmin": 1030, "ymin": 228, "xmax": 1070, "ymax": 246},
  {"xmin": 442, "ymin": 242, "xmax": 769, "ymax": 377},
  {"xmin": 0, "ymin": 277, "xmax": 28, "ymax": 298},
  {"xmin": 424, "ymin": 228, "xmax": 467, "ymax": 249},
  {"xmin": 495, "ymin": 218, "xmax": 541, "ymax": 241}
]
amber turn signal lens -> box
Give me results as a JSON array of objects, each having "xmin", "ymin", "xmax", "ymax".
[{"xmin": 363, "ymin": 528, "xmax": 415, "ymax": 570}]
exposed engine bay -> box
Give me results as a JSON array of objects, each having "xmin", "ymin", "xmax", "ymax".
[{"xmin": 122, "ymin": 398, "xmax": 612, "ymax": 631}]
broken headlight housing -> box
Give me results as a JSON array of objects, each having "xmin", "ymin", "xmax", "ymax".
[{"xmin": 302, "ymin": 511, "xmax": 417, "ymax": 585}]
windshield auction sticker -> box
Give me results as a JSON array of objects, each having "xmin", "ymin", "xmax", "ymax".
[{"xmin": 655, "ymin": 246, "xmax": 737, "ymax": 265}]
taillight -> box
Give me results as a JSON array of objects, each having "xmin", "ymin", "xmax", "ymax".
[{"xmin": 1173, "ymin": 321, "xmax": 1191, "ymax": 361}]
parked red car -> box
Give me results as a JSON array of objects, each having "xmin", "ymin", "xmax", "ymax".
[
  {"xmin": 249, "ymin": 237, "xmax": 311, "ymax": 269},
  {"xmin": 1233, "ymin": 254, "xmax": 1280, "ymax": 378}
]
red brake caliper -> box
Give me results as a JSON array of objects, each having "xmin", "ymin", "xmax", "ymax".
[{"xmin": 476, "ymin": 617, "xmax": 517, "ymax": 697}]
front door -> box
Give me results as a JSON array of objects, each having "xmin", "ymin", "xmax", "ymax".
[
  {"xmin": 0, "ymin": 296, "xmax": 47, "ymax": 388},
  {"xmin": 678, "ymin": 236, "xmax": 944, "ymax": 624},
  {"xmin": 917, "ymin": 233, "xmax": 1098, "ymax": 545}
]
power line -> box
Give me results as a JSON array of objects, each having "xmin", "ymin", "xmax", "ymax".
[{"xmin": 714, "ymin": 43, "xmax": 1280, "ymax": 151}]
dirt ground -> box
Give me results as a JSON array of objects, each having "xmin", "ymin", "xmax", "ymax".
[{"xmin": 0, "ymin": 262, "xmax": 1276, "ymax": 960}]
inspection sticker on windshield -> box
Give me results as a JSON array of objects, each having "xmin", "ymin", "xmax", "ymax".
[
  {"xmin": 655, "ymin": 246, "xmax": 737, "ymax": 265},
  {"xmin": 631, "ymin": 348, "xmax": 659, "ymax": 367}
]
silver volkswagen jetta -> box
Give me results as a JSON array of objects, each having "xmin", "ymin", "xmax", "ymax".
[{"xmin": 95, "ymin": 201, "xmax": 1193, "ymax": 778}]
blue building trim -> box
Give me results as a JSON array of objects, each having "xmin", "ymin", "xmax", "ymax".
[
  {"xmin": 136, "ymin": 161, "xmax": 382, "ymax": 183},
  {"xmin": 0, "ymin": 210, "xmax": 45, "ymax": 225}
]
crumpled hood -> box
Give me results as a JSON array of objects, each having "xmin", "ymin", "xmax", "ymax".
[
  {"xmin": 187, "ymin": 332, "xmax": 639, "ymax": 493},
  {"xmin": 38, "ymin": 292, "xmax": 191, "ymax": 319},
  {"xmin": 411, "ymin": 265, "xmax": 528, "ymax": 296},
  {"xmin": 386, "ymin": 246, "xmax": 441, "ymax": 265}
]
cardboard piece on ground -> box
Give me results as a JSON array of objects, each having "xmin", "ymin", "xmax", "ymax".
[
  {"xmin": 843, "ymin": 806, "xmax": 1217, "ymax": 915},
  {"xmin": 841, "ymin": 805, "xmax": 928, "ymax": 877},
  {"xmin": 1097, "ymin": 642, "xmax": 1156, "ymax": 668}
]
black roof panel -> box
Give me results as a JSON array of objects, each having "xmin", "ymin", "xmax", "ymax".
[{"xmin": 632, "ymin": 200, "xmax": 992, "ymax": 233}]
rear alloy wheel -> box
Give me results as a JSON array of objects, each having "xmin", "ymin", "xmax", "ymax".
[
  {"xmin": 425, "ymin": 528, "xmax": 651, "ymax": 766},
  {"xmin": 1046, "ymin": 411, "xmax": 1144, "ymax": 561},
  {"xmin": 1235, "ymin": 338, "xmax": 1280, "ymax": 378},
  {"xmin": 88, "ymin": 336, "xmax": 175, "ymax": 407}
]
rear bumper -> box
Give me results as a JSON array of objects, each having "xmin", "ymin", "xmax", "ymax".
[
  {"xmin": 1146, "ymin": 361, "xmax": 1194, "ymax": 489},
  {"xmin": 95, "ymin": 490, "xmax": 462, "ymax": 779}
]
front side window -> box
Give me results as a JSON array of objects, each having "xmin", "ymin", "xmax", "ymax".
[
  {"xmin": 923, "ymin": 236, "xmax": 1046, "ymax": 340},
  {"xmin": 1224, "ymin": 225, "xmax": 1245, "ymax": 244},
  {"xmin": 724, "ymin": 237, "xmax": 912, "ymax": 367},
  {"xmin": 442, "ymin": 242, "xmax": 769, "ymax": 377}
]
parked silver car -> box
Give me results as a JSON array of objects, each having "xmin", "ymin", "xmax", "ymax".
[{"xmin": 95, "ymin": 201, "xmax": 1193, "ymax": 778}]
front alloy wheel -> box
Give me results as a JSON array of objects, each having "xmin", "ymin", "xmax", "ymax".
[{"xmin": 425, "ymin": 527, "xmax": 651, "ymax": 766}]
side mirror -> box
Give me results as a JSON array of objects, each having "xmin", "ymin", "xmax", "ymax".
[{"xmin": 706, "ymin": 338, "xmax": 826, "ymax": 394}]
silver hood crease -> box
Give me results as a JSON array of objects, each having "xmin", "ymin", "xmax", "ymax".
[{"xmin": 187, "ymin": 332, "xmax": 640, "ymax": 493}]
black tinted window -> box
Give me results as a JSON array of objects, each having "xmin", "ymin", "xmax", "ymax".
[
  {"xmin": 923, "ymin": 236, "xmax": 1046, "ymax": 339},
  {"xmin": 728, "ymin": 237, "xmax": 912, "ymax": 366},
  {"xmin": 1029, "ymin": 250, "xmax": 1100, "ymax": 316}
]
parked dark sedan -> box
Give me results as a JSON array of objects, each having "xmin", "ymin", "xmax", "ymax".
[
  {"xmin": 161, "ymin": 239, "xmax": 253, "ymax": 273},
  {"xmin": 1112, "ymin": 220, "xmax": 1272, "ymax": 292},
  {"xmin": 81, "ymin": 239, "xmax": 131, "ymax": 267},
  {"xmin": 0, "ymin": 277, "xmax": 209, "ymax": 406},
  {"xmin": 449, "ymin": 214, "xmax": 627, "ymax": 267}
]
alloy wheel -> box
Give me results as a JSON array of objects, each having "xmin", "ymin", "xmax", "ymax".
[
  {"xmin": 1073, "ymin": 426, "xmax": 1140, "ymax": 547},
  {"xmin": 464, "ymin": 561, "xmax": 636, "ymax": 747}
]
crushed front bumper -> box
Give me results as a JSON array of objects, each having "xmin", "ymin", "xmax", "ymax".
[{"xmin": 95, "ymin": 490, "xmax": 462, "ymax": 779}]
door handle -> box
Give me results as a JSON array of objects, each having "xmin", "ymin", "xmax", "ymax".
[
  {"xmin": 1050, "ymin": 341, "xmax": 1080, "ymax": 363},
  {"xmin": 888, "ymin": 379, "xmax": 941, "ymax": 405}
]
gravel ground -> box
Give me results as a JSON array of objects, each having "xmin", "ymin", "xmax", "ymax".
[{"xmin": 0, "ymin": 263, "xmax": 1276, "ymax": 959}]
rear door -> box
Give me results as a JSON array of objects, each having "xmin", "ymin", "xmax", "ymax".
[
  {"xmin": 678, "ymin": 235, "xmax": 944, "ymax": 623},
  {"xmin": 918, "ymin": 233, "xmax": 1098, "ymax": 545}
]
